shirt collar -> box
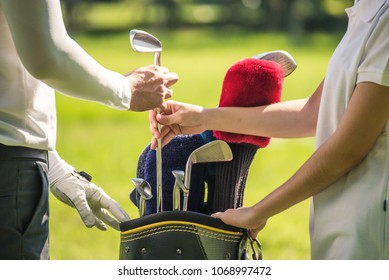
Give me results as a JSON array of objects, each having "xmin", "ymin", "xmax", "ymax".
[{"xmin": 351, "ymin": 0, "xmax": 387, "ymax": 22}]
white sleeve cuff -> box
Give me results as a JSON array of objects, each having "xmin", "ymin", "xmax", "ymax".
[{"xmin": 48, "ymin": 150, "xmax": 75, "ymax": 184}]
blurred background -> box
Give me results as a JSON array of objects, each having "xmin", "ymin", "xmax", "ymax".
[{"xmin": 51, "ymin": 0, "xmax": 353, "ymax": 259}]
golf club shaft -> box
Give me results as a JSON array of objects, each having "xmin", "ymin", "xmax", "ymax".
[
  {"xmin": 172, "ymin": 181, "xmax": 180, "ymax": 211},
  {"xmin": 155, "ymin": 51, "xmax": 163, "ymax": 212},
  {"xmin": 139, "ymin": 199, "xmax": 145, "ymax": 217},
  {"xmin": 156, "ymin": 121, "xmax": 162, "ymax": 212},
  {"xmin": 183, "ymin": 160, "xmax": 191, "ymax": 212}
]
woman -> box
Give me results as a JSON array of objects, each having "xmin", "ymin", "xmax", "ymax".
[{"xmin": 150, "ymin": 0, "xmax": 389, "ymax": 259}]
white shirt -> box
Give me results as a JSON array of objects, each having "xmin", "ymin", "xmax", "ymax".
[
  {"xmin": 0, "ymin": 0, "xmax": 131, "ymax": 151},
  {"xmin": 310, "ymin": 0, "xmax": 389, "ymax": 259}
]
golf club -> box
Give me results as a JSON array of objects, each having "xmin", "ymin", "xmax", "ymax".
[
  {"xmin": 131, "ymin": 178, "xmax": 153, "ymax": 217},
  {"xmin": 172, "ymin": 170, "xmax": 185, "ymax": 211},
  {"xmin": 252, "ymin": 50, "xmax": 297, "ymax": 77},
  {"xmin": 129, "ymin": 29, "xmax": 163, "ymax": 212},
  {"xmin": 129, "ymin": 188, "xmax": 137, "ymax": 207},
  {"xmin": 183, "ymin": 140, "xmax": 233, "ymax": 211}
]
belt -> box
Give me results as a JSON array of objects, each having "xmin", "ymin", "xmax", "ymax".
[{"xmin": 0, "ymin": 143, "xmax": 48, "ymax": 162}]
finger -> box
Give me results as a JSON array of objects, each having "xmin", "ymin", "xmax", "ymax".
[
  {"xmin": 156, "ymin": 103, "xmax": 165, "ymax": 113},
  {"xmin": 164, "ymin": 88, "xmax": 173, "ymax": 100},
  {"xmin": 150, "ymin": 137, "xmax": 158, "ymax": 150},
  {"xmin": 149, "ymin": 111, "xmax": 160, "ymax": 139},
  {"xmin": 211, "ymin": 212, "xmax": 222, "ymax": 218},
  {"xmin": 93, "ymin": 208, "xmax": 121, "ymax": 231},
  {"xmin": 160, "ymin": 123, "xmax": 178, "ymax": 138},
  {"xmin": 95, "ymin": 190, "xmax": 131, "ymax": 222},
  {"xmin": 160, "ymin": 130, "xmax": 177, "ymax": 147},
  {"xmin": 156, "ymin": 112, "xmax": 172, "ymax": 125},
  {"xmin": 103, "ymin": 199, "xmax": 131, "ymax": 223},
  {"xmin": 165, "ymin": 72, "xmax": 179, "ymax": 87},
  {"xmin": 63, "ymin": 190, "xmax": 97, "ymax": 228},
  {"xmin": 93, "ymin": 216, "xmax": 108, "ymax": 231}
]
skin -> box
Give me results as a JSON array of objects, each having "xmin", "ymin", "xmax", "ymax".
[
  {"xmin": 126, "ymin": 66, "xmax": 178, "ymax": 111},
  {"xmin": 150, "ymin": 80, "xmax": 389, "ymax": 238}
]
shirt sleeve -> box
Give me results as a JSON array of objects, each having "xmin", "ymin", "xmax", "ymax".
[
  {"xmin": 0, "ymin": 0, "xmax": 132, "ymax": 110},
  {"xmin": 357, "ymin": 3, "xmax": 389, "ymax": 87},
  {"xmin": 48, "ymin": 150, "xmax": 75, "ymax": 185}
]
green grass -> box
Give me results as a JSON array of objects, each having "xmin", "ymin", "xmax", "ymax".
[{"xmin": 50, "ymin": 28, "xmax": 339, "ymax": 259}]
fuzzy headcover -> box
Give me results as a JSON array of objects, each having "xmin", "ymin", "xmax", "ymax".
[{"xmin": 213, "ymin": 58, "xmax": 284, "ymax": 148}]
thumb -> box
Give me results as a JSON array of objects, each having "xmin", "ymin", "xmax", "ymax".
[
  {"xmin": 211, "ymin": 212, "xmax": 223, "ymax": 219},
  {"xmin": 157, "ymin": 112, "xmax": 177, "ymax": 126}
]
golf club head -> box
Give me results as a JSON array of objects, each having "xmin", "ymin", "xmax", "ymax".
[
  {"xmin": 132, "ymin": 178, "xmax": 153, "ymax": 199},
  {"xmin": 129, "ymin": 29, "xmax": 162, "ymax": 65},
  {"xmin": 129, "ymin": 188, "xmax": 137, "ymax": 207},
  {"xmin": 183, "ymin": 140, "xmax": 233, "ymax": 211},
  {"xmin": 253, "ymin": 50, "xmax": 297, "ymax": 77},
  {"xmin": 131, "ymin": 178, "xmax": 153, "ymax": 217},
  {"xmin": 129, "ymin": 29, "xmax": 162, "ymax": 53},
  {"xmin": 187, "ymin": 140, "xmax": 233, "ymax": 166},
  {"xmin": 172, "ymin": 170, "xmax": 185, "ymax": 188},
  {"xmin": 172, "ymin": 170, "xmax": 186, "ymax": 211}
]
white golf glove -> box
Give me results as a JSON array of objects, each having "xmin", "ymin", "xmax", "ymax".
[{"xmin": 48, "ymin": 151, "xmax": 130, "ymax": 231}]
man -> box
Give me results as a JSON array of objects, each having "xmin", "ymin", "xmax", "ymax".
[{"xmin": 0, "ymin": 0, "xmax": 178, "ymax": 259}]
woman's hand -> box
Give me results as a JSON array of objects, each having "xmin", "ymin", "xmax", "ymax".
[
  {"xmin": 212, "ymin": 206, "xmax": 267, "ymax": 239},
  {"xmin": 149, "ymin": 100, "xmax": 206, "ymax": 149}
]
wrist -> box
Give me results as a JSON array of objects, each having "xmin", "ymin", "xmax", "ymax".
[
  {"xmin": 202, "ymin": 107, "xmax": 218, "ymax": 131},
  {"xmin": 48, "ymin": 150, "xmax": 75, "ymax": 184}
]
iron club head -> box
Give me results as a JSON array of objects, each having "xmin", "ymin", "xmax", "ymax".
[
  {"xmin": 183, "ymin": 140, "xmax": 233, "ymax": 211},
  {"xmin": 172, "ymin": 170, "xmax": 185, "ymax": 211},
  {"xmin": 131, "ymin": 178, "xmax": 153, "ymax": 217},
  {"xmin": 129, "ymin": 29, "xmax": 162, "ymax": 66}
]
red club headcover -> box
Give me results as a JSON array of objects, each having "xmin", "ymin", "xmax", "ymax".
[{"xmin": 213, "ymin": 58, "xmax": 284, "ymax": 148}]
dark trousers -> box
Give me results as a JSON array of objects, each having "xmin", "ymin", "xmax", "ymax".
[{"xmin": 0, "ymin": 146, "xmax": 49, "ymax": 260}]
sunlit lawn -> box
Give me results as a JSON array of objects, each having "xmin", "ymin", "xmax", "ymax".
[{"xmin": 50, "ymin": 28, "xmax": 339, "ymax": 259}]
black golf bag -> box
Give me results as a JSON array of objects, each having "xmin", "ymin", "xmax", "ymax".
[{"xmin": 119, "ymin": 132, "xmax": 262, "ymax": 260}]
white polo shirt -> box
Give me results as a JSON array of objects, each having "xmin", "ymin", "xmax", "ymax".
[
  {"xmin": 310, "ymin": 0, "xmax": 389, "ymax": 259},
  {"xmin": 0, "ymin": 0, "xmax": 131, "ymax": 151}
]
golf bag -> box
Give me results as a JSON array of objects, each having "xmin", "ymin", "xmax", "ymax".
[
  {"xmin": 120, "ymin": 133, "xmax": 262, "ymax": 260},
  {"xmin": 119, "ymin": 211, "xmax": 261, "ymax": 260}
]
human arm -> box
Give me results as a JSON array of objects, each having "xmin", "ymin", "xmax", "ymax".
[
  {"xmin": 213, "ymin": 82, "xmax": 389, "ymax": 237},
  {"xmin": 0, "ymin": 0, "xmax": 178, "ymax": 111},
  {"xmin": 48, "ymin": 150, "xmax": 130, "ymax": 231},
  {"xmin": 150, "ymin": 80, "xmax": 324, "ymax": 149}
]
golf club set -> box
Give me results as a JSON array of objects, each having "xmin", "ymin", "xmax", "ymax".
[
  {"xmin": 128, "ymin": 29, "xmax": 297, "ymax": 218},
  {"xmin": 119, "ymin": 29, "xmax": 296, "ymax": 260}
]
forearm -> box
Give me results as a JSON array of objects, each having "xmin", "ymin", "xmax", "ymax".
[
  {"xmin": 252, "ymin": 82, "xmax": 389, "ymax": 222},
  {"xmin": 253, "ymin": 135, "xmax": 364, "ymax": 220},
  {"xmin": 203, "ymin": 98, "xmax": 315, "ymax": 138},
  {"xmin": 2, "ymin": 0, "xmax": 131, "ymax": 110},
  {"xmin": 203, "ymin": 80, "xmax": 323, "ymax": 138}
]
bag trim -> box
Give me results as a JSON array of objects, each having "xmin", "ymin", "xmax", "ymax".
[{"xmin": 121, "ymin": 220, "xmax": 243, "ymax": 238}]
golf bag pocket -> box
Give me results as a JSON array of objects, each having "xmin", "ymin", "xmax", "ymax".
[{"xmin": 119, "ymin": 211, "xmax": 261, "ymax": 260}]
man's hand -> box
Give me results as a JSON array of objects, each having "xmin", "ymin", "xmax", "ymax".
[
  {"xmin": 50, "ymin": 171, "xmax": 130, "ymax": 231},
  {"xmin": 126, "ymin": 65, "xmax": 178, "ymax": 112}
]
